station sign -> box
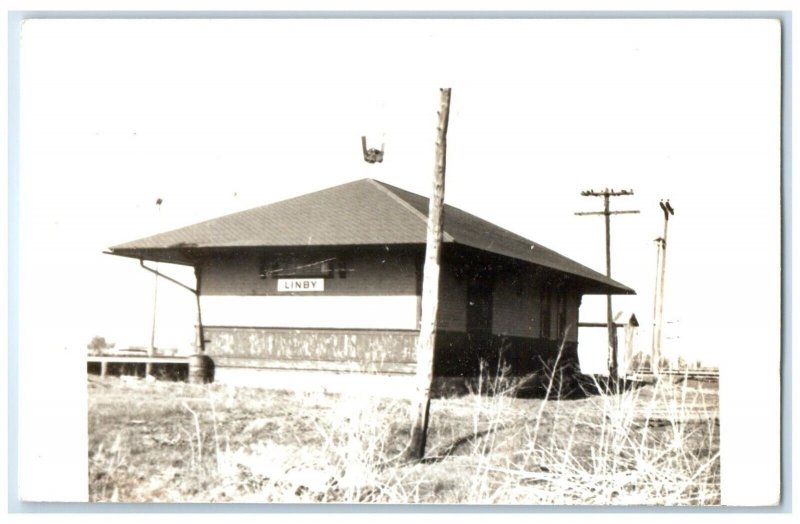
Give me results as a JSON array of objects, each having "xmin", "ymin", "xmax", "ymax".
[{"xmin": 277, "ymin": 278, "xmax": 325, "ymax": 292}]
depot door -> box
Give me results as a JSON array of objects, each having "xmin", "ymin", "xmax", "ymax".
[{"xmin": 466, "ymin": 272, "xmax": 493, "ymax": 357}]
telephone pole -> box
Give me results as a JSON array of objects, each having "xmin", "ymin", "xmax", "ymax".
[
  {"xmin": 651, "ymin": 199, "xmax": 674, "ymax": 376},
  {"xmin": 575, "ymin": 189, "xmax": 639, "ymax": 383}
]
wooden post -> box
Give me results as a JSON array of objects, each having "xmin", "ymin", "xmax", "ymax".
[
  {"xmin": 407, "ymin": 88, "xmax": 451, "ymax": 461},
  {"xmin": 147, "ymin": 200, "xmax": 163, "ymax": 376},
  {"xmin": 602, "ymin": 193, "xmax": 617, "ymax": 382},
  {"xmin": 146, "ymin": 264, "xmax": 158, "ymax": 376},
  {"xmin": 575, "ymin": 189, "xmax": 639, "ymax": 388},
  {"xmin": 622, "ymin": 314, "xmax": 638, "ymax": 376},
  {"xmin": 188, "ymin": 266, "xmax": 209, "ymax": 384},
  {"xmin": 194, "ymin": 266, "xmax": 205, "ymax": 355},
  {"xmin": 651, "ymin": 200, "xmax": 674, "ymax": 375},
  {"xmin": 137, "ymin": 259, "xmax": 206, "ymax": 381},
  {"xmin": 650, "ymin": 237, "xmax": 664, "ymax": 375}
]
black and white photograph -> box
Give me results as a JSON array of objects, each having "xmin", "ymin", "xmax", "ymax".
[{"xmin": 14, "ymin": 17, "xmax": 782, "ymax": 506}]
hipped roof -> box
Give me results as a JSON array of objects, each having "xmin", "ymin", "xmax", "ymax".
[{"xmin": 109, "ymin": 178, "xmax": 634, "ymax": 295}]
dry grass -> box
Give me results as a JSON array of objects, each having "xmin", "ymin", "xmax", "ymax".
[{"xmin": 88, "ymin": 371, "xmax": 719, "ymax": 504}]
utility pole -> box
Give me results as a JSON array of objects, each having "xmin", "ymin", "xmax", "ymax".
[
  {"xmin": 407, "ymin": 88, "xmax": 451, "ymax": 461},
  {"xmin": 575, "ymin": 189, "xmax": 639, "ymax": 383},
  {"xmin": 651, "ymin": 199, "xmax": 674, "ymax": 376}
]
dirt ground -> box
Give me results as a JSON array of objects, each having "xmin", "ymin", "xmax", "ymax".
[{"xmin": 88, "ymin": 374, "xmax": 719, "ymax": 504}]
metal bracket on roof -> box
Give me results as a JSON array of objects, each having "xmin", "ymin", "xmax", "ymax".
[
  {"xmin": 139, "ymin": 259, "xmax": 198, "ymax": 295},
  {"xmin": 361, "ymin": 136, "xmax": 384, "ymax": 164}
]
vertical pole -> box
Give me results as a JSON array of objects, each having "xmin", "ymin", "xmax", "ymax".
[
  {"xmin": 603, "ymin": 193, "xmax": 618, "ymax": 384},
  {"xmin": 146, "ymin": 267, "xmax": 158, "ymax": 376},
  {"xmin": 575, "ymin": 189, "xmax": 637, "ymax": 386},
  {"xmin": 189, "ymin": 265, "xmax": 208, "ymax": 385},
  {"xmin": 651, "ymin": 238, "xmax": 664, "ymax": 375},
  {"xmin": 194, "ymin": 266, "xmax": 205, "ymax": 354},
  {"xmin": 149, "ymin": 269, "xmax": 159, "ymax": 350},
  {"xmin": 147, "ymin": 200, "xmax": 162, "ymax": 376},
  {"xmin": 408, "ymin": 88, "xmax": 451, "ymax": 461},
  {"xmin": 652, "ymin": 203, "xmax": 672, "ymax": 376},
  {"xmin": 195, "ymin": 294, "xmax": 205, "ymax": 353},
  {"xmin": 623, "ymin": 317, "xmax": 636, "ymax": 376}
]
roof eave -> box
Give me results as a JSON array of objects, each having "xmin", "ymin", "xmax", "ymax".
[
  {"xmin": 105, "ymin": 248, "xmax": 196, "ymax": 266},
  {"xmin": 448, "ymin": 241, "xmax": 636, "ymax": 296},
  {"xmin": 577, "ymin": 277, "xmax": 636, "ymax": 296},
  {"xmin": 106, "ymin": 242, "xmax": 438, "ymax": 265},
  {"xmin": 584, "ymin": 285, "xmax": 637, "ymax": 296},
  {"xmin": 108, "ymin": 241, "xmax": 636, "ymax": 295}
]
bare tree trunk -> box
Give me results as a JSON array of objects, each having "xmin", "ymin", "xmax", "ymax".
[{"xmin": 407, "ymin": 88, "xmax": 451, "ymax": 461}]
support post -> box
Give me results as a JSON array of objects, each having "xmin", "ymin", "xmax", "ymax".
[
  {"xmin": 407, "ymin": 88, "xmax": 451, "ymax": 461},
  {"xmin": 146, "ymin": 199, "xmax": 162, "ymax": 376},
  {"xmin": 136, "ymin": 258, "xmax": 208, "ymax": 382},
  {"xmin": 146, "ymin": 262, "xmax": 159, "ymax": 376},
  {"xmin": 651, "ymin": 200, "xmax": 674, "ymax": 376},
  {"xmin": 650, "ymin": 238, "xmax": 663, "ymax": 374},
  {"xmin": 623, "ymin": 315, "xmax": 638, "ymax": 376},
  {"xmin": 194, "ymin": 266, "xmax": 205, "ymax": 355},
  {"xmin": 602, "ymin": 194, "xmax": 617, "ymax": 382}
]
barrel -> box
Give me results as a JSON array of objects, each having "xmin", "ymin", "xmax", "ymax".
[{"xmin": 188, "ymin": 354, "xmax": 215, "ymax": 384}]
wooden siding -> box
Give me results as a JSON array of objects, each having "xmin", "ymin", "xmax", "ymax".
[
  {"xmin": 564, "ymin": 293, "xmax": 580, "ymax": 343},
  {"xmin": 436, "ymin": 266, "xmax": 467, "ymax": 332},
  {"xmin": 203, "ymin": 326, "xmax": 580, "ymax": 379},
  {"xmin": 201, "ymin": 250, "xmax": 418, "ymax": 297},
  {"xmin": 197, "ymin": 247, "xmax": 582, "ymax": 354},
  {"xmin": 491, "ymin": 272, "xmax": 580, "ymax": 343},
  {"xmin": 204, "ymin": 327, "xmax": 418, "ymax": 374},
  {"xmin": 492, "ymin": 273, "xmax": 537, "ymax": 338},
  {"xmin": 199, "ymin": 249, "xmax": 419, "ymax": 330},
  {"xmin": 211, "ymin": 357, "xmax": 414, "ymax": 375},
  {"xmin": 200, "ymin": 295, "xmax": 418, "ymax": 330}
]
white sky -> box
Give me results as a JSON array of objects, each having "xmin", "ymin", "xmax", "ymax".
[
  {"xmin": 19, "ymin": 19, "xmax": 780, "ymax": 371},
  {"xmin": 13, "ymin": 16, "xmax": 784, "ymax": 507}
]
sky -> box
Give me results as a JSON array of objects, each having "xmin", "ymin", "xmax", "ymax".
[{"xmin": 18, "ymin": 19, "xmax": 780, "ymax": 372}]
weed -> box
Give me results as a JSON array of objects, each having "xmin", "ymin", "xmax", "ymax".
[{"xmin": 88, "ymin": 362, "xmax": 719, "ymax": 504}]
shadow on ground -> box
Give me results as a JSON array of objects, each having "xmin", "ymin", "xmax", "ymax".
[{"xmin": 432, "ymin": 373, "xmax": 651, "ymax": 401}]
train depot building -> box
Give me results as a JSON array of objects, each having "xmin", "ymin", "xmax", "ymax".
[{"xmin": 108, "ymin": 179, "xmax": 634, "ymax": 391}]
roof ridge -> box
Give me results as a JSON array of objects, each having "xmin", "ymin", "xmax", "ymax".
[
  {"xmin": 367, "ymin": 179, "xmax": 455, "ymax": 242},
  {"xmin": 376, "ymin": 180, "xmax": 542, "ymax": 251}
]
